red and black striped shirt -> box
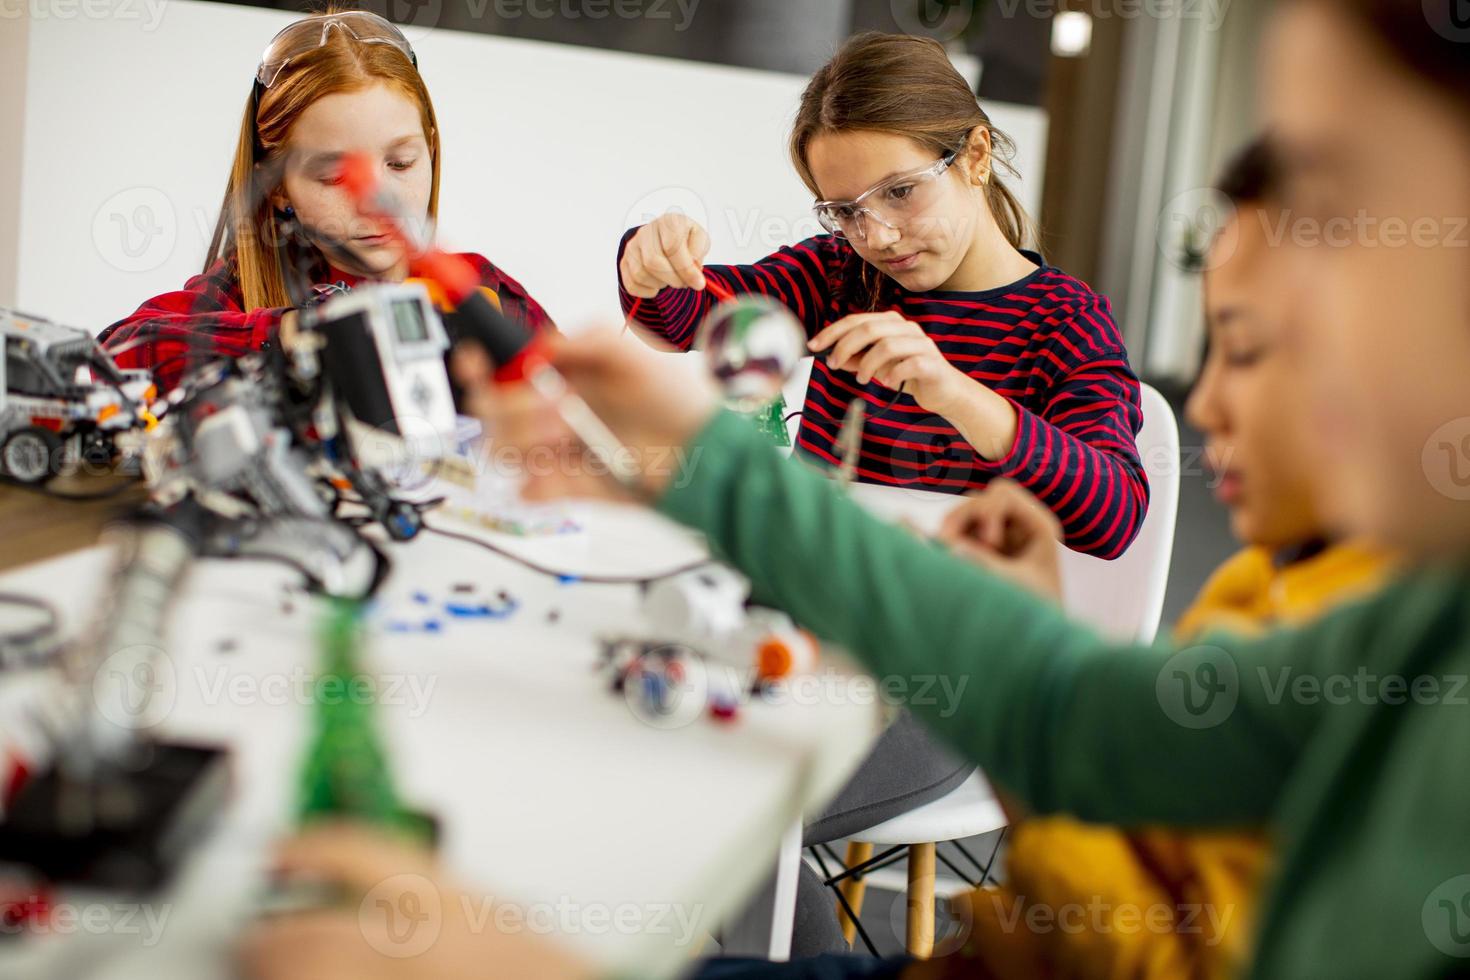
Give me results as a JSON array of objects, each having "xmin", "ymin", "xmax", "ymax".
[
  {"xmin": 619, "ymin": 231, "xmax": 1149, "ymax": 560},
  {"xmin": 99, "ymin": 253, "xmax": 556, "ymax": 392}
]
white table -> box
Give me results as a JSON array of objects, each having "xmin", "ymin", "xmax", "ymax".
[{"xmin": 0, "ymin": 496, "xmax": 891, "ymax": 979}]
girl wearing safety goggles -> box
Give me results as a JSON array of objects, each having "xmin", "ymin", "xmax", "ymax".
[
  {"xmin": 102, "ymin": 9, "xmax": 555, "ymax": 392},
  {"xmin": 619, "ymin": 32, "xmax": 1147, "ymax": 561}
]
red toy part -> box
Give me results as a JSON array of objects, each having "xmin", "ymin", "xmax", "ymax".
[
  {"xmin": 338, "ymin": 152, "xmax": 545, "ymax": 383},
  {"xmin": 0, "ymin": 879, "xmax": 50, "ymax": 935},
  {"xmin": 4, "ymin": 753, "xmax": 30, "ymax": 805}
]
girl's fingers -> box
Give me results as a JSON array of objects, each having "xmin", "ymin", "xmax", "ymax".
[
  {"xmin": 620, "ymin": 256, "xmax": 660, "ymax": 299},
  {"xmin": 829, "ymin": 319, "xmax": 901, "ymax": 370},
  {"xmin": 855, "ymin": 336, "xmax": 928, "ymax": 385},
  {"xmin": 689, "ymin": 222, "xmax": 712, "ymax": 265},
  {"xmin": 635, "ymin": 237, "xmax": 682, "ymax": 291},
  {"xmin": 619, "ymin": 250, "xmax": 660, "ymax": 298},
  {"xmin": 831, "ymin": 317, "xmax": 921, "ymax": 371},
  {"xmin": 809, "ymin": 312, "xmax": 889, "ymax": 353},
  {"xmin": 879, "ymin": 354, "xmax": 922, "ymax": 389},
  {"xmin": 661, "ymin": 222, "xmax": 706, "ymax": 291},
  {"xmin": 829, "ymin": 323, "xmax": 883, "ymax": 371}
]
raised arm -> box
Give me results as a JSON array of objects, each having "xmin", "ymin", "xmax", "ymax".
[
  {"xmin": 616, "ymin": 217, "xmax": 839, "ymax": 350},
  {"xmin": 659, "ymin": 409, "xmax": 1379, "ymax": 827}
]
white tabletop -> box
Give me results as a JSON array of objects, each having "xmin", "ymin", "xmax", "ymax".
[{"xmin": 0, "ymin": 494, "xmax": 892, "ymax": 979}]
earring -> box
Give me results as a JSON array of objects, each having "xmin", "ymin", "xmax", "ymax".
[{"xmin": 284, "ymin": 205, "xmax": 295, "ymax": 217}]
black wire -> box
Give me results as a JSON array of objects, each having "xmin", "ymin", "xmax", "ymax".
[
  {"xmin": 868, "ymin": 381, "xmax": 908, "ymax": 425},
  {"xmin": 0, "ymin": 471, "xmax": 143, "ymax": 502},
  {"xmin": 420, "ymin": 522, "xmax": 715, "ymax": 586},
  {"xmin": 209, "ymin": 524, "xmax": 394, "ymax": 601},
  {"xmin": 212, "ymin": 549, "xmax": 324, "ymax": 593},
  {"xmin": 0, "ymin": 591, "xmax": 62, "ymax": 670}
]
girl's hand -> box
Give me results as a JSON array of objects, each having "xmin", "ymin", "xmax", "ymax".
[
  {"xmin": 937, "ymin": 480, "xmax": 1064, "ymax": 601},
  {"xmin": 452, "ymin": 331, "xmax": 721, "ymax": 502},
  {"xmin": 238, "ymin": 824, "xmax": 592, "ymax": 980},
  {"xmin": 808, "ymin": 311, "xmax": 976, "ymax": 418},
  {"xmin": 619, "ymin": 213, "xmax": 712, "ymax": 298}
]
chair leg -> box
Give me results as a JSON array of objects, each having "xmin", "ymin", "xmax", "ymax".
[
  {"xmin": 836, "ymin": 841, "xmax": 874, "ymax": 946},
  {"xmin": 905, "ymin": 842, "xmax": 936, "ymax": 959}
]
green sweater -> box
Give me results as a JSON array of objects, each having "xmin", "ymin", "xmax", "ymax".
[{"xmin": 659, "ymin": 411, "xmax": 1470, "ymax": 978}]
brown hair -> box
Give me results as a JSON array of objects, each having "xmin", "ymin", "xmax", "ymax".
[
  {"xmin": 1321, "ymin": 0, "xmax": 1470, "ymax": 119},
  {"xmin": 790, "ymin": 32, "xmax": 1035, "ymax": 304},
  {"xmin": 204, "ymin": 8, "xmax": 441, "ymax": 311}
]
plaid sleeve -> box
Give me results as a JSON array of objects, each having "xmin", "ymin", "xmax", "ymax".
[
  {"xmin": 97, "ymin": 259, "xmax": 289, "ymax": 392},
  {"xmin": 461, "ymin": 253, "xmax": 558, "ymax": 335}
]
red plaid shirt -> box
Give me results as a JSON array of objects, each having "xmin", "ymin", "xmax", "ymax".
[{"xmin": 100, "ymin": 253, "xmax": 556, "ymax": 391}]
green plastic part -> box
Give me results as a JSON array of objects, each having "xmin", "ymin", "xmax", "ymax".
[{"xmin": 296, "ymin": 599, "xmax": 432, "ymax": 842}]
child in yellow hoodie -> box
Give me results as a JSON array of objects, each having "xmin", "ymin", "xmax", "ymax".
[{"xmin": 914, "ymin": 139, "xmax": 1393, "ymax": 980}]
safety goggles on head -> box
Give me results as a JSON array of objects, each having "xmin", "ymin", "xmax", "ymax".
[
  {"xmin": 256, "ymin": 11, "xmax": 417, "ymax": 90},
  {"xmin": 813, "ymin": 151, "xmax": 960, "ymax": 242}
]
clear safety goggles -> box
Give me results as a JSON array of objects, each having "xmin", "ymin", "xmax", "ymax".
[
  {"xmin": 256, "ymin": 11, "xmax": 417, "ymax": 90},
  {"xmin": 813, "ymin": 151, "xmax": 960, "ymax": 242}
]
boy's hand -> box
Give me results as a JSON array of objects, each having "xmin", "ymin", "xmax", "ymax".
[{"xmin": 937, "ymin": 480, "xmax": 1064, "ymax": 601}]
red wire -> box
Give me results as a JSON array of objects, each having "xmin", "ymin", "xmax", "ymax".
[
  {"xmin": 704, "ymin": 276, "xmax": 734, "ymax": 303},
  {"xmin": 623, "ymin": 275, "xmax": 730, "ymax": 328}
]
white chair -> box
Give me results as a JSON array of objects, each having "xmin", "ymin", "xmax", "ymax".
[{"xmin": 813, "ymin": 383, "xmax": 1183, "ymax": 958}]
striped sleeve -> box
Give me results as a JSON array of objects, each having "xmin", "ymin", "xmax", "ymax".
[
  {"xmin": 98, "ymin": 260, "xmax": 287, "ymax": 393},
  {"xmin": 616, "ymin": 229, "xmax": 840, "ymax": 350},
  {"xmin": 986, "ymin": 291, "xmax": 1149, "ymax": 559}
]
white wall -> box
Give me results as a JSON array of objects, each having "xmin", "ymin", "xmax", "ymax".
[{"xmin": 8, "ymin": 0, "xmax": 1046, "ymax": 333}]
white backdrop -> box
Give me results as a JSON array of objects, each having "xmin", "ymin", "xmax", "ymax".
[{"xmin": 5, "ymin": 0, "xmax": 1046, "ymax": 333}]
